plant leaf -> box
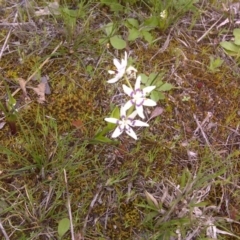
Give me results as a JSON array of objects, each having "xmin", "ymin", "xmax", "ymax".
[
  {"xmin": 145, "ymin": 190, "xmax": 159, "ymax": 209},
  {"xmin": 144, "ymin": 211, "xmax": 159, "ymax": 223},
  {"xmin": 125, "ymin": 18, "xmax": 139, "ymax": 28},
  {"xmin": 41, "ymin": 76, "xmax": 51, "ymax": 94},
  {"xmin": 58, "ymin": 218, "xmax": 70, "ymax": 237},
  {"xmin": 110, "ymin": 35, "xmax": 126, "ymax": 50},
  {"xmin": 142, "ymin": 30, "xmax": 153, "ymax": 44},
  {"xmin": 128, "ymin": 28, "xmax": 140, "ymax": 41},
  {"xmin": 17, "ymin": 78, "xmax": 28, "ymax": 98},
  {"xmin": 103, "ymin": 22, "xmax": 114, "ymax": 36},
  {"xmin": 158, "ymin": 82, "xmax": 174, "ymax": 91},
  {"xmin": 139, "ymin": 74, "xmax": 148, "ymax": 84},
  {"xmin": 220, "ymin": 41, "xmax": 240, "ymax": 53},
  {"xmin": 150, "ymin": 90, "xmax": 165, "ymax": 102},
  {"xmin": 144, "ymin": 16, "xmax": 159, "ymax": 28},
  {"xmin": 91, "ymin": 135, "xmax": 118, "ymax": 144},
  {"xmin": 233, "ymin": 28, "xmax": 240, "ymax": 45},
  {"xmin": 149, "ymin": 107, "xmax": 164, "ymax": 121}
]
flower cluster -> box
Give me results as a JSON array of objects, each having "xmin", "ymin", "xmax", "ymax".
[{"xmin": 105, "ymin": 52, "xmax": 157, "ymax": 140}]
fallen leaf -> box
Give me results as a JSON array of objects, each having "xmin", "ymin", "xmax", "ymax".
[
  {"xmin": 145, "ymin": 190, "xmax": 159, "ymax": 208},
  {"xmin": 149, "ymin": 107, "xmax": 164, "ymax": 121},
  {"xmin": 74, "ymin": 232, "xmax": 84, "ymax": 240},
  {"xmin": 17, "ymin": 78, "xmax": 30, "ymax": 100},
  {"xmin": 41, "ymin": 76, "xmax": 51, "ymax": 94},
  {"xmin": 30, "ymin": 83, "xmax": 46, "ymax": 104},
  {"xmin": 72, "ymin": 119, "xmax": 86, "ymax": 133}
]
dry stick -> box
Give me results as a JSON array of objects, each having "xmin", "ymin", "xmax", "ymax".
[
  {"xmin": 193, "ymin": 112, "xmax": 213, "ymax": 135},
  {"xmin": 0, "ymin": 12, "xmax": 18, "ymax": 60},
  {"xmin": 150, "ymin": 27, "xmax": 173, "ymax": 61},
  {"xmin": 193, "ymin": 114, "xmax": 213, "ymax": 151},
  {"xmin": 0, "ymin": 220, "xmax": 10, "ymax": 240},
  {"xmin": 64, "ymin": 169, "xmax": 75, "ymax": 240},
  {"xmin": 12, "ymin": 41, "xmax": 63, "ymax": 97},
  {"xmin": 197, "ymin": 16, "xmax": 222, "ymax": 43},
  {"xmin": 82, "ymin": 184, "xmax": 103, "ymax": 235}
]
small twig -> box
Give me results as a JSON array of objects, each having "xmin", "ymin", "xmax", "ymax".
[
  {"xmin": 150, "ymin": 28, "xmax": 173, "ymax": 61},
  {"xmin": 64, "ymin": 169, "xmax": 75, "ymax": 240},
  {"xmin": 82, "ymin": 184, "xmax": 103, "ymax": 235},
  {"xmin": 12, "ymin": 41, "xmax": 63, "ymax": 97},
  {"xmin": 0, "ymin": 12, "xmax": 18, "ymax": 60},
  {"xmin": 218, "ymin": 176, "xmax": 240, "ymax": 190},
  {"xmin": 0, "ymin": 22, "xmax": 34, "ymax": 26},
  {"xmin": 194, "ymin": 112, "xmax": 213, "ymax": 135},
  {"xmin": 193, "ymin": 114, "xmax": 212, "ymax": 150},
  {"xmin": 88, "ymin": 48, "xmax": 106, "ymax": 81},
  {"xmin": 197, "ymin": 16, "xmax": 222, "ymax": 43},
  {"xmin": 0, "ymin": 220, "xmax": 10, "ymax": 240}
]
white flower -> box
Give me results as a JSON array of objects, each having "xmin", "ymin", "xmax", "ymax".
[
  {"xmin": 107, "ymin": 52, "xmax": 137, "ymax": 83},
  {"xmin": 104, "ymin": 106, "xmax": 149, "ymax": 140},
  {"xmin": 126, "ymin": 66, "xmax": 137, "ymax": 79},
  {"xmin": 160, "ymin": 10, "xmax": 167, "ymax": 19},
  {"xmin": 123, "ymin": 75, "xmax": 157, "ymax": 119}
]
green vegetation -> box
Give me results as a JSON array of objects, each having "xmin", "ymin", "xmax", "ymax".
[{"xmin": 1, "ymin": 0, "xmax": 240, "ymax": 239}]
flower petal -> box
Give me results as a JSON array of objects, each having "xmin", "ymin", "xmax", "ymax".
[
  {"xmin": 104, "ymin": 118, "xmax": 118, "ymax": 124},
  {"xmin": 131, "ymin": 120, "xmax": 149, "ymax": 127},
  {"xmin": 107, "ymin": 77, "xmax": 120, "ymax": 83},
  {"xmin": 113, "ymin": 58, "xmax": 121, "ymax": 69},
  {"xmin": 124, "ymin": 100, "xmax": 133, "ymax": 111},
  {"xmin": 126, "ymin": 66, "xmax": 137, "ymax": 73},
  {"xmin": 136, "ymin": 105, "xmax": 145, "ymax": 119},
  {"xmin": 112, "ymin": 126, "xmax": 123, "ymax": 138},
  {"xmin": 125, "ymin": 126, "xmax": 138, "ymax": 140},
  {"xmin": 124, "ymin": 51, "xmax": 127, "ymax": 60},
  {"xmin": 123, "ymin": 84, "xmax": 133, "ymax": 96},
  {"xmin": 108, "ymin": 70, "xmax": 115, "ymax": 75},
  {"xmin": 120, "ymin": 106, "xmax": 127, "ymax": 117},
  {"xmin": 142, "ymin": 99, "xmax": 157, "ymax": 106},
  {"xmin": 122, "ymin": 51, "xmax": 128, "ymax": 65},
  {"xmin": 143, "ymin": 86, "xmax": 156, "ymax": 95},
  {"xmin": 135, "ymin": 75, "xmax": 141, "ymax": 90}
]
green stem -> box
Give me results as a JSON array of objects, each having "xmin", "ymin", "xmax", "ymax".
[{"xmin": 124, "ymin": 75, "xmax": 132, "ymax": 89}]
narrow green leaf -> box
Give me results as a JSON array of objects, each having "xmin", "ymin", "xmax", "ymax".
[
  {"xmin": 92, "ymin": 135, "xmax": 117, "ymax": 144},
  {"xmin": 180, "ymin": 169, "xmax": 186, "ymax": 188},
  {"xmin": 0, "ymin": 101, "xmax": 7, "ymax": 115},
  {"xmin": 191, "ymin": 201, "xmax": 208, "ymax": 208},
  {"xmin": 144, "ymin": 211, "xmax": 159, "ymax": 223},
  {"xmin": 58, "ymin": 218, "xmax": 70, "ymax": 237},
  {"xmin": 147, "ymin": 73, "xmax": 158, "ymax": 86},
  {"xmin": 98, "ymin": 37, "xmax": 108, "ymax": 45}
]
